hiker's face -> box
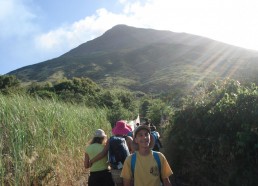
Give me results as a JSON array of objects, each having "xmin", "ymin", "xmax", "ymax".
[{"xmin": 135, "ymin": 129, "xmax": 150, "ymax": 148}]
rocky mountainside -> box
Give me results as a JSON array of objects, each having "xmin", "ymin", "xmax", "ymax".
[{"xmin": 9, "ymin": 24, "xmax": 258, "ymax": 93}]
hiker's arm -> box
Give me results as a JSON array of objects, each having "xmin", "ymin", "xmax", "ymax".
[
  {"xmin": 157, "ymin": 131, "xmax": 161, "ymax": 138},
  {"xmin": 156, "ymin": 131, "xmax": 163, "ymax": 147},
  {"xmin": 123, "ymin": 178, "xmax": 131, "ymax": 186},
  {"xmin": 126, "ymin": 136, "xmax": 134, "ymax": 153},
  {"xmin": 84, "ymin": 153, "xmax": 90, "ymax": 169},
  {"xmin": 150, "ymin": 134, "xmax": 156, "ymax": 150},
  {"xmin": 162, "ymin": 177, "xmax": 172, "ymax": 186},
  {"xmin": 90, "ymin": 139, "xmax": 109, "ymax": 164}
]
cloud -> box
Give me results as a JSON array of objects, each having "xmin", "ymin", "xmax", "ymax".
[
  {"xmin": 33, "ymin": 0, "xmax": 154, "ymax": 55},
  {"xmin": 0, "ymin": 0, "xmax": 38, "ymax": 39}
]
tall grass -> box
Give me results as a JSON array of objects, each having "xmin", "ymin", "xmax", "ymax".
[{"xmin": 0, "ymin": 93, "xmax": 111, "ymax": 185}]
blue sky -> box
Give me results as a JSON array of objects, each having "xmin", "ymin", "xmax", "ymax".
[{"xmin": 1, "ymin": 0, "xmax": 258, "ymax": 75}]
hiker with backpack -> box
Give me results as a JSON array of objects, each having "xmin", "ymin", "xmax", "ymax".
[
  {"xmin": 89, "ymin": 120, "xmax": 134, "ymax": 186},
  {"xmin": 143, "ymin": 118, "xmax": 152, "ymax": 127},
  {"xmin": 121, "ymin": 125, "xmax": 173, "ymax": 186},
  {"xmin": 84, "ymin": 129, "xmax": 115, "ymax": 186},
  {"xmin": 150, "ymin": 125, "xmax": 163, "ymax": 152}
]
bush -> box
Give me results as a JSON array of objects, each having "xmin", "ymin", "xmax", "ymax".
[
  {"xmin": 0, "ymin": 75, "xmax": 20, "ymax": 94},
  {"xmin": 166, "ymin": 79, "xmax": 258, "ymax": 186}
]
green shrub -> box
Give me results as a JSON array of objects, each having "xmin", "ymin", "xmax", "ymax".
[
  {"xmin": 0, "ymin": 75, "xmax": 21, "ymax": 94},
  {"xmin": 166, "ymin": 79, "xmax": 258, "ymax": 186}
]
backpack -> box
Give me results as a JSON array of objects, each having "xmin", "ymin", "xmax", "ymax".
[
  {"xmin": 131, "ymin": 151, "xmax": 163, "ymax": 184},
  {"xmin": 151, "ymin": 131, "xmax": 162, "ymax": 151},
  {"xmin": 127, "ymin": 131, "xmax": 133, "ymax": 138},
  {"xmin": 108, "ymin": 136, "xmax": 130, "ymax": 169}
]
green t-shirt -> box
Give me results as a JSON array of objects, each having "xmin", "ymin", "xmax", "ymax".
[{"xmin": 85, "ymin": 143, "xmax": 109, "ymax": 172}]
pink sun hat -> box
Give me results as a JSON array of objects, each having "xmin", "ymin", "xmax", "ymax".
[{"xmin": 112, "ymin": 120, "xmax": 132, "ymax": 135}]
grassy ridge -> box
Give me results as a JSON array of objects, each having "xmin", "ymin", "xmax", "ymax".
[{"xmin": 0, "ymin": 94, "xmax": 111, "ymax": 185}]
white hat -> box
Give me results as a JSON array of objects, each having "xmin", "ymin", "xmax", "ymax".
[{"xmin": 94, "ymin": 129, "xmax": 107, "ymax": 137}]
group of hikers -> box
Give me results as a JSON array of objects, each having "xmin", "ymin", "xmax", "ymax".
[{"xmin": 84, "ymin": 118, "xmax": 173, "ymax": 186}]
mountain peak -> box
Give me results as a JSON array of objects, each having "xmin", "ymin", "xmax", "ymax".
[
  {"xmin": 63, "ymin": 24, "xmax": 177, "ymax": 57},
  {"xmin": 110, "ymin": 24, "xmax": 131, "ymax": 29}
]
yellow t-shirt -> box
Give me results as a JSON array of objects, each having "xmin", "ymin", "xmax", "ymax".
[
  {"xmin": 85, "ymin": 143, "xmax": 109, "ymax": 172},
  {"xmin": 121, "ymin": 151, "xmax": 173, "ymax": 186}
]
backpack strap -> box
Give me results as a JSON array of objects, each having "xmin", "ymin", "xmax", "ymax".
[
  {"xmin": 151, "ymin": 131, "xmax": 158, "ymax": 140},
  {"xmin": 152, "ymin": 151, "xmax": 161, "ymax": 173},
  {"xmin": 131, "ymin": 151, "xmax": 162, "ymax": 181},
  {"xmin": 131, "ymin": 152, "xmax": 137, "ymax": 178},
  {"xmin": 152, "ymin": 151, "xmax": 163, "ymax": 184}
]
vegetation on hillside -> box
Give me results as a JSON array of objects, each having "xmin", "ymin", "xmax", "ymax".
[{"xmin": 1, "ymin": 74, "xmax": 258, "ymax": 185}]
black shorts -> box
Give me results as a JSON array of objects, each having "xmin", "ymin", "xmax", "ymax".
[{"xmin": 88, "ymin": 169, "xmax": 114, "ymax": 186}]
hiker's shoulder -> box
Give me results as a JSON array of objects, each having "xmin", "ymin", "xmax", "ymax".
[
  {"xmin": 127, "ymin": 153, "xmax": 134, "ymax": 159},
  {"xmin": 153, "ymin": 151, "xmax": 166, "ymax": 159},
  {"xmin": 125, "ymin": 135, "xmax": 133, "ymax": 141},
  {"xmin": 85, "ymin": 143, "xmax": 102, "ymax": 152},
  {"xmin": 127, "ymin": 151, "xmax": 140, "ymax": 159},
  {"xmin": 123, "ymin": 153, "xmax": 133, "ymax": 164}
]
